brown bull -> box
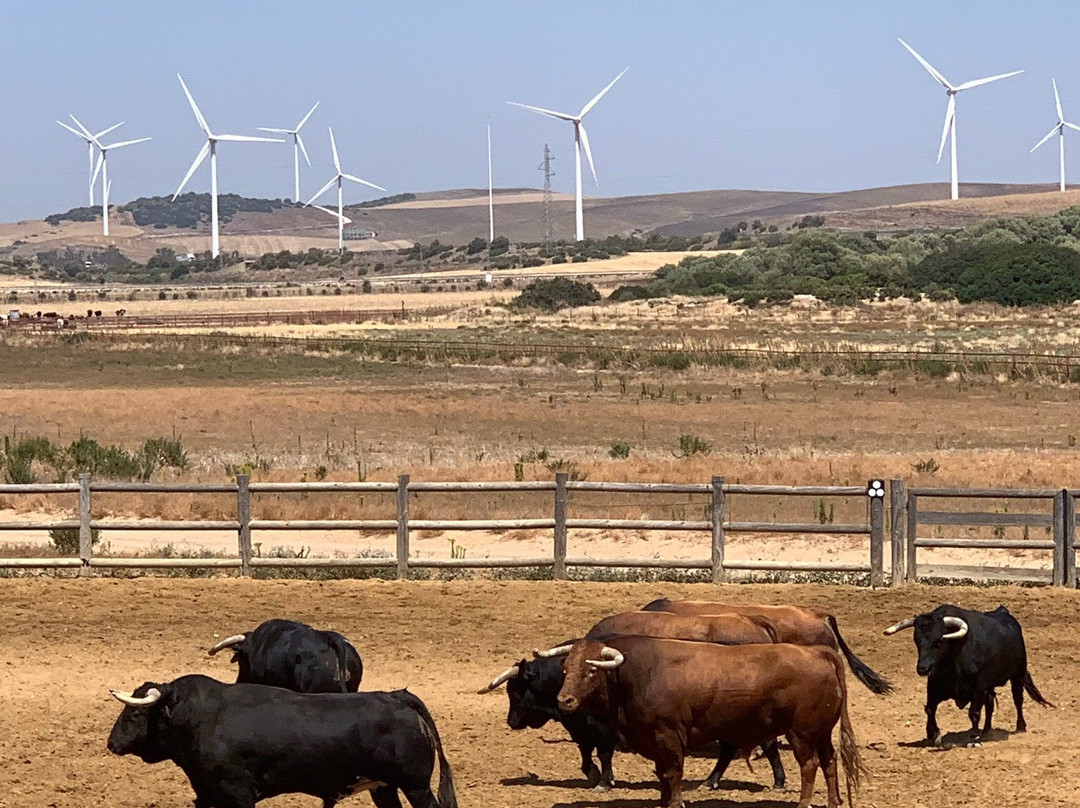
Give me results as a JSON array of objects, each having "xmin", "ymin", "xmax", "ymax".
[
  {"xmin": 643, "ymin": 597, "xmax": 892, "ymax": 695},
  {"xmin": 552, "ymin": 635, "xmax": 867, "ymax": 808}
]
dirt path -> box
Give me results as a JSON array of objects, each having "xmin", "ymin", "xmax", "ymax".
[{"xmin": 0, "ymin": 579, "xmax": 1076, "ymax": 807}]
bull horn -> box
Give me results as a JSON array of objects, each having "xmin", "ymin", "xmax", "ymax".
[
  {"xmin": 110, "ymin": 688, "xmax": 162, "ymax": 706},
  {"xmin": 586, "ymin": 646, "xmax": 624, "ymax": 670},
  {"xmin": 533, "ymin": 644, "xmax": 574, "ymax": 659},
  {"xmin": 883, "ymin": 617, "xmax": 916, "ymax": 636},
  {"xmin": 477, "ymin": 665, "xmax": 521, "ymax": 694},
  {"xmin": 942, "ymin": 616, "xmax": 969, "ymax": 640},
  {"xmin": 207, "ymin": 634, "xmax": 247, "ymax": 656}
]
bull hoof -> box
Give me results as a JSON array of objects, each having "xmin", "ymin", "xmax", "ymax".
[
  {"xmin": 1016, "ymin": 721, "xmax": 1027, "ymax": 733},
  {"xmin": 593, "ymin": 783, "xmax": 612, "ymax": 793},
  {"xmin": 704, "ymin": 777, "xmax": 721, "ymax": 791},
  {"xmin": 965, "ymin": 742, "xmax": 982, "ymax": 749},
  {"xmin": 585, "ymin": 766, "xmax": 602, "ymax": 789},
  {"xmin": 930, "ymin": 732, "xmax": 944, "ymax": 748}
]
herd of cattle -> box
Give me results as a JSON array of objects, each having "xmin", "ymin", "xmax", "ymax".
[{"xmin": 104, "ymin": 600, "xmax": 1052, "ymax": 808}]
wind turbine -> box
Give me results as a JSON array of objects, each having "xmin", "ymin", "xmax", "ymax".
[
  {"xmin": 1030, "ymin": 79, "xmax": 1080, "ymax": 193},
  {"xmin": 898, "ymin": 39, "xmax": 1022, "ymax": 200},
  {"xmin": 305, "ymin": 127, "xmax": 385, "ymax": 253},
  {"xmin": 172, "ymin": 74, "xmax": 283, "ymax": 258},
  {"xmin": 69, "ymin": 118, "xmax": 150, "ymax": 237},
  {"xmin": 258, "ymin": 102, "xmax": 319, "ymax": 203},
  {"xmin": 487, "ymin": 122, "xmax": 494, "ymax": 242},
  {"xmin": 56, "ymin": 116, "xmax": 123, "ymax": 206},
  {"xmin": 509, "ymin": 68, "xmax": 628, "ymax": 240}
]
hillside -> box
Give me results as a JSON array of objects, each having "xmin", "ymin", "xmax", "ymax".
[{"xmin": 1, "ymin": 182, "xmax": 1076, "ymax": 261}]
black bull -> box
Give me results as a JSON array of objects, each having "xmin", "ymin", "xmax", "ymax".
[
  {"xmin": 208, "ymin": 618, "xmax": 363, "ymax": 693},
  {"xmin": 884, "ymin": 604, "xmax": 1053, "ymax": 746},
  {"xmin": 477, "ymin": 646, "xmax": 786, "ymax": 791},
  {"xmin": 107, "ymin": 674, "xmax": 456, "ymax": 808}
]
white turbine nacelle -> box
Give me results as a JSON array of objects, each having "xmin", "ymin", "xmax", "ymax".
[
  {"xmin": 172, "ymin": 74, "xmax": 284, "ymax": 259},
  {"xmin": 508, "ymin": 68, "xmax": 628, "ymax": 241},
  {"xmin": 304, "ymin": 126, "xmax": 385, "ymax": 254},
  {"xmin": 898, "ymin": 39, "xmax": 1022, "ymax": 201},
  {"xmin": 56, "ymin": 117, "xmax": 124, "ymax": 207},
  {"xmin": 258, "ymin": 102, "xmax": 320, "ymax": 203},
  {"xmin": 1030, "ymin": 79, "xmax": 1080, "ymax": 193}
]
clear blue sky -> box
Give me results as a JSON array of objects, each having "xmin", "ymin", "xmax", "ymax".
[{"xmin": 2, "ymin": 1, "xmax": 1077, "ymax": 222}]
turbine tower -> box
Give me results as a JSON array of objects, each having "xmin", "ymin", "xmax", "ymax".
[
  {"xmin": 898, "ymin": 39, "xmax": 1022, "ymax": 200},
  {"xmin": 69, "ymin": 118, "xmax": 150, "ymax": 237},
  {"xmin": 305, "ymin": 127, "xmax": 385, "ymax": 253},
  {"xmin": 509, "ymin": 68, "xmax": 627, "ymax": 240},
  {"xmin": 56, "ymin": 116, "xmax": 123, "ymax": 205},
  {"xmin": 487, "ymin": 123, "xmax": 494, "ymax": 242},
  {"xmin": 172, "ymin": 74, "xmax": 283, "ymax": 258},
  {"xmin": 258, "ymin": 102, "xmax": 319, "ymax": 203},
  {"xmin": 1031, "ymin": 79, "xmax": 1080, "ymax": 193}
]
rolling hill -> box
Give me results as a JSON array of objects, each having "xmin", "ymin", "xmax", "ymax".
[{"xmin": 2, "ymin": 182, "xmax": 1077, "ymax": 261}]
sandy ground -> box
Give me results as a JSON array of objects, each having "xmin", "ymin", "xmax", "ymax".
[{"xmin": 0, "ymin": 579, "xmax": 1076, "ymax": 808}]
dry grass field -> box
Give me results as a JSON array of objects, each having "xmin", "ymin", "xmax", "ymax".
[{"xmin": 1, "ymin": 579, "xmax": 1078, "ymax": 808}]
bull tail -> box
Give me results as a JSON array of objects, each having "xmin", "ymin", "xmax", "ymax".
[
  {"xmin": 399, "ymin": 691, "xmax": 457, "ymax": 808},
  {"xmin": 1024, "ymin": 671, "xmax": 1055, "ymax": 708},
  {"xmin": 827, "ymin": 615, "xmax": 893, "ymax": 695},
  {"xmin": 828, "ymin": 650, "xmax": 869, "ymax": 808}
]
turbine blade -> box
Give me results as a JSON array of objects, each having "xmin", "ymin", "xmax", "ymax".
[
  {"xmin": 1065, "ymin": 122, "xmax": 1080, "ymax": 133},
  {"xmin": 329, "ymin": 127, "xmax": 341, "ymax": 173},
  {"xmin": 311, "ymin": 203, "xmax": 352, "ymax": 224},
  {"xmin": 103, "ymin": 137, "xmax": 151, "ymax": 150},
  {"xmin": 173, "ymin": 141, "xmax": 210, "ymax": 199},
  {"xmin": 898, "ymin": 38, "xmax": 954, "ymax": 90},
  {"xmin": 578, "ymin": 123, "xmax": 598, "ymax": 185},
  {"xmin": 90, "ymin": 152, "xmax": 104, "ymax": 189},
  {"xmin": 94, "ymin": 122, "xmax": 124, "ymax": 139},
  {"xmin": 57, "ymin": 120, "xmax": 91, "ymax": 140},
  {"xmin": 507, "ymin": 101, "xmax": 577, "ymax": 121},
  {"xmin": 296, "ymin": 132, "xmax": 311, "ymax": 166},
  {"xmin": 296, "ymin": 101, "xmax": 319, "ymax": 131},
  {"xmin": 954, "ymin": 70, "xmax": 1024, "ymax": 92},
  {"xmin": 342, "ymin": 173, "xmax": 387, "ymax": 192},
  {"xmin": 214, "ymin": 134, "xmax": 285, "ymax": 142},
  {"xmin": 1054, "ymin": 78, "xmax": 1064, "ymax": 122},
  {"xmin": 177, "ymin": 74, "xmax": 211, "ymax": 135},
  {"xmin": 579, "ymin": 67, "xmax": 629, "ymax": 118},
  {"xmin": 1031, "ymin": 125, "xmax": 1060, "ymax": 153},
  {"xmin": 68, "ymin": 114, "xmax": 101, "ymax": 146},
  {"xmin": 937, "ymin": 95, "xmax": 955, "ymax": 164},
  {"xmin": 305, "ymin": 176, "xmax": 338, "ymax": 206},
  {"xmin": 257, "ymin": 127, "xmax": 293, "ymax": 134}
]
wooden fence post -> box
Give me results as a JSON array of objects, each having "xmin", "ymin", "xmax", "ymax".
[
  {"xmin": 868, "ymin": 480, "xmax": 885, "ymax": 588},
  {"xmin": 396, "ymin": 474, "xmax": 410, "ymax": 580},
  {"xmin": 236, "ymin": 475, "xmax": 252, "ymax": 577},
  {"xmin": 1053, "ymin": 489, "xmax": 1066, "ymax": 587},
  {"xmin": 78, "ymin": 472, "xmax": 92, "ymax": 576},
  {"xmin": 710, "ymin": 476, "xmax": 725, "ymax": 584},
  {"xmin": 905, "ymin": 490, "xmax": 918, "ymax": 583},
  {"xmin": 553, "ymin": 473, "xmax": 568, "ymax": 580},
  {"xmin": 889, "ymin": 478, "xmax": 905, "ymax": 587},
  {"xmin": 1065, "ymin": 491, "xmax": 1077, "ymax": 588}
]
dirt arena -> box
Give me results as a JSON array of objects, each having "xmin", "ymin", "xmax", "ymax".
[{"xmin": 1, "ymin": 579, "xmax": 1077, "ymax": 808}]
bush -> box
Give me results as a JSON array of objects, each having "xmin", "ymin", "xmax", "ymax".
[
  {"xmin": 608, "ymin": 441, "xmax": 631, "ymax": 459},
  {"xmin": 511, "ymin": 278, "xmax": 600, "ymax": 312},
  {"xmin": 675, "ymin": 433, "xmax": 712, "ymax": 458},
  {"xmin": 49, "ymin": 527, "xmax": 101, "ymax": 556}
]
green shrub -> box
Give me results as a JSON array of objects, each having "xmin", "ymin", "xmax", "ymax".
[
  {"xmin": 49, "ymin": 527, "xmax": 101, "ymax": 555},
  {"xmin": 511, "ymin": 278, "xmax": 600, "ymax": 312},
  {"xmin": 675, "ymin": 433, "xmax": 712, "ymax": 458},
  {"xmin": 608, "ymin": 441, "xmax": 631, "ymax": 459}
]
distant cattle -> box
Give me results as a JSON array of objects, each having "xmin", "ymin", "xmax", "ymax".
[
  {"xmin": 108, "ymin": 674, "xmax": 456, "ymax": 808},
  {"xmin": 208, "ymin": 618, "xmax": 362, "ymax": 694},
  {"xmin": 642, "ymin": 598, "xmax": 893, "ymax": 695},
  {"xmin": 884, "ymin": 604, "xmax": 1052, "ymax": 746},
  {"xmin": 550, "ymin": 635, "xmax": 866, "ymax": 808}
]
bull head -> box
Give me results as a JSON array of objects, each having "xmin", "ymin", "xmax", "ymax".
[
  {"xmin": 477, "ymin": 665, "xmax": 521, "ymax": 694},
  {"xmin": 557, "ymin": 640, "xmax": 623, "ymax": 714},
  {"xmin": 884, "ymin": 613, "xmax": 969, "ymax": 676}
]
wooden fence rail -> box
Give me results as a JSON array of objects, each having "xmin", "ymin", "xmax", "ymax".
[{"xmin": 1, "ymin": 473, "xmax": 1075, "ymax": 587}]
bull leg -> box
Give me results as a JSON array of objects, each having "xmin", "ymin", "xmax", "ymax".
[
  {"xmin": 817, "ymin": 735, "xmax": 840, "ymax": 808},
  {"xmin": 1011, "ymin": 675, "xmax": 1027, "ymax": 733},
  {"xmin": 967, "ymin": 692, "xmax": 984, "ymax": 739},
  {"xmin": 577, "ymin": 742, "xmax": 602, "ymax": 788},
  {"xmin": 370, "ymin": 786, "xmax": 404, "ymax": 808},
  {"xmin": 762, "ymin": 738, "xmax": 787, "ymax": 790},
  {"xmin": 596, "ymin": 742, "xmax": 616, "ymax": 791},
  {"xmin": 787, "ymin": 733, "xmax": 819, "ymax": 808},
  {"xmin": 981, "ymin": 690, "xmax": 995, "ymax": 736},
  {"xmin": 401, "ymin": 787, "xmax": 441, "ymax": 808},
  {"xmin": 654, "ymin": 756, "xmax": 685, "ymax": 808},
  {"xmin": 704, "ymin": 740, "xmax": 738, "ymax": 790},
  {"xmin": 925, "ymin": 695, "xmax": 944, "ymax": 747}
]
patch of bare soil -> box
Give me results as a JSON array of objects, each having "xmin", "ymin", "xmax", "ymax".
[{"xmin": 0, "ymin": 579, "xmax": 1075, "ymax": 808}]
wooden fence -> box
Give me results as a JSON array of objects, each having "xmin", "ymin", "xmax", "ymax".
[
  {"xmin": 2, "ymin": 307, "xmax": 407, "ymax": 331},
  {"xmin": 3, "ymin": 474, "xmax": 1077, "ymax": 586}
]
